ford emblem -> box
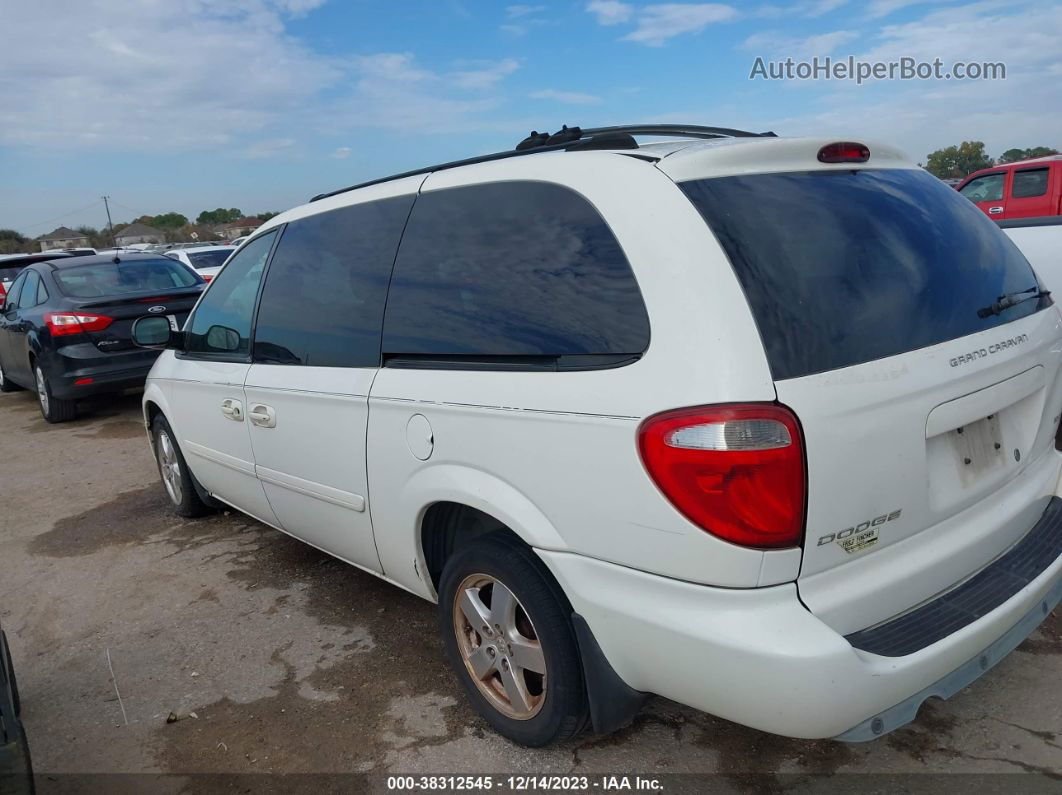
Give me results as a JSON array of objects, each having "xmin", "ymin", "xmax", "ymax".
[{"xmin": 148, "ymin": 305, "xmax": 167, "ymax": 313}]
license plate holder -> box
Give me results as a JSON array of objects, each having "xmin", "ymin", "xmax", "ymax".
[{"xmin": 950, "ymin": 414, "xmax": 1005, "ymax": 485}]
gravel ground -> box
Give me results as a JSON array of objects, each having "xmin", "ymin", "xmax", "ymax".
[{"xmin": 0, "ymin": 388, "xmax": 1059, "ymax": 792}]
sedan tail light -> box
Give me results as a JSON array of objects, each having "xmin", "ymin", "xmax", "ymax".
[
  {"xmin": 44, "ymin": 311, "xmax": 114, "ymax": 336},
  {"xmin": 638, "ymin": 404, "xmax": 806, "ymax": 549}
]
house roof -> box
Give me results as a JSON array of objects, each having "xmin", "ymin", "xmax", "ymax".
[
  {"xmin": 115, "ymin": 222, "xmax": 164, "ymax": 238},
  {"xmin": 37, "ymin": 226, "xmax": 84, "ymax": 241}
]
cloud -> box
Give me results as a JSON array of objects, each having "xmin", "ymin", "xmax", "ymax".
[
  {"xmin": 450, "ymin": 58, "xmax": 521, "ymax": 89},
  {"xmin": 331, "ymin": 146, "xmax": 352, "ymax": 159},
  {"xmin": 329, "ymin": 54, "xmax": 526, "ymax": 134},
  {"xmin": 742, "ymin": 29, "xmax": 860, "ymax": 57},
  {"xmin": 530, "ymin": 89, "xmax": 603, "ymax": 105},
  {"xmin": 506, "ymin": 4, "xmax": 545, "ymax": 17},
  {"xmin": 865, "ymin": 0, "xmax": 949, "ymax": 18},
  {"xmin": 351, "ymin": 52, "xmax": 433, "ymax": 83},
  {"xmin": 272, "ymin": 0, "xmax": 329, "ymax": 15},
  {"xmin": 622, "ymin": 4, "xmax": 738, "ymax": 46},
  {"xmin": 757, "ymin": 0, "xmax": 849, "ymax": 18},
  {"xmin": 0, "ymin": 0, "xmax": 342, "ymax": 151},
  {"xmin": 502, "ymin": 4, "xmax": 548, "ymax": 35},
  {"xmin": 586, "ymin": 1, "xmax": 633, "ymax": 26},
  {"xmin": 0, "ymin": 2, "xmax": 529, "ymax": 153},
  {"xmin": 729, "ymin": 2, "xmax": 1062, "ymax": 159},
  {"xmin": 242, "ymin": 138, "xmax": 296, "ymax": 159}
]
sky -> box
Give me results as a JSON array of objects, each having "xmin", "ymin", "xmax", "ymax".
[{"xmin": 1, "ymin": 0, "xmax": 1059, "ymax": 237}]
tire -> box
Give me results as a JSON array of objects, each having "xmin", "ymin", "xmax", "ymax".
[
  {"xmin": 151, "ymin": 415, "xmax": 212, "ymax": 518},
  {"xmin": 3, "ymin": 632, "xmax": 19, "ymax": 717},
  {"xmin": 34, "ymin": 364, "xmax": 76, "ymax": 423},
  {"xmin": 0, "ymin": 360, "xmax": 22, "ymax": 393},
  {"xmin": 438, "ymin": 533, "xmax": 588, "ymax": 746}
]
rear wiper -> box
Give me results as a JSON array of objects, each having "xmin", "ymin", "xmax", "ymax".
[{"xmin": 977, "ymin": 286, "xmax": 1051, "ymax": 318}]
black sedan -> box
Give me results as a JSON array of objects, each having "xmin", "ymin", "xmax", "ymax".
[
  {"xmin": 0, "ymin": 620, "xmax": 32, "ymax": 793},
  {"xmin": 0, "ymin": 253, "xmax": 206, "ymax": 422}
]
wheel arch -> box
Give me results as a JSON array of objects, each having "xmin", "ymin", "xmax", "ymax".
[{"xmin": 399, "ymin": 464, "xmax": 569, "ymax": 598}]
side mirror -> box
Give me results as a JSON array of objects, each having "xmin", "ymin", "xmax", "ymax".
[
  {"xmin": 132, "ymin": 315, "xmax": 179, "ymax": 349},
  {"xmin": 206, "ymin": 324, "xmax": 241, "ymax": 352}
]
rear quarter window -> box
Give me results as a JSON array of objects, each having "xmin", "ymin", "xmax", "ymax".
[
  {"xmin": 681, "ymin": 168, "xmax": 1045, "ymax": 380},
  {"xmin": 381, "ymin": 181, "xmax": 649, "ymax": 364}
]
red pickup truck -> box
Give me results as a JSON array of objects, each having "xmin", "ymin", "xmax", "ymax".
[{"xmin": 958, "ymin": 155, "xmax": 1062, "ymax": 219}]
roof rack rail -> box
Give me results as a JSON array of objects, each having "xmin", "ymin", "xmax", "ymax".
[{"xmin": 310, "ymin": 123, "xmax": 777, "ymax": 202}]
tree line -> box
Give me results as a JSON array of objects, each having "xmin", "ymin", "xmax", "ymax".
[
  {"xmin": 924, "ymin": 143, "xmax": 1058, "ymax": 180},
  {"xmin": 1, "ymin": 208, "xmax": 281, "ymax": 254}
]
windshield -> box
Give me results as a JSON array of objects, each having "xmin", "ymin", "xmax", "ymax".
[
  {"xmin": 54, "ymin": 258, "xmax": 202, "ymax": 298},
  {"xmin": 187, "ymin": 249, "xmax": 233, "ymax": 268},
  {"xmin": 681, "ymin": 168, "xmax": 1045, "ymax": 380}
]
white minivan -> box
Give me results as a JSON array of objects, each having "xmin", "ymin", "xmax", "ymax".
[{"xmin": 134, "ymin": 126, "xmax": 1062, "ymax": 747}]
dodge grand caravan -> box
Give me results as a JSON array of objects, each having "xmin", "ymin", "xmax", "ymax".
[{"xmin": 134, "ymin": 125, "xmax": 1062, "ymax": 747}]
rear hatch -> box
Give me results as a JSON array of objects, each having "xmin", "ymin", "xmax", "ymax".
[
  {"xmin": 679, "ymin": 158, "xmax": 1062, "ymax": 631},
  {"xmin": 53, "ymin": 257, "xmax": 204, "ymax": 352}
]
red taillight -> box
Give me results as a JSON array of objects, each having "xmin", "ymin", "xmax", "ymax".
[
  {"xmin": 637, "ymin": 404, "xmax": 806, "ymax": 549},
  {"xmin": 817, "ymin": 141, "xmax": 870, "ymax": 163},
  {"xmin": 201, "ymin": 274, "xmax": 213, "ymax": 282},
  {"xmin": 44, "ymin": 312, "xmax": 114, "ymax": 336},
  {"xmin": 74, "ymin": 377, "xmax": 94, "ymax": 385}
]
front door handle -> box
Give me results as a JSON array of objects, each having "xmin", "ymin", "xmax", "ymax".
[
  {"xmin": 988, "ymin": 206, "xmax": 1004, "ymax": 214},
  {"xmin": 249, "ymin": 404, "xmax": 276, "ymax": 428},
  {"xmin": 221, "ymin": 398, "xmax": 243, "ymax": 422}
]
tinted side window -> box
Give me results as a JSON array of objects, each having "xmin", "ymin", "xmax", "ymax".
[
  {"xmin": 959, "ymin": 173, "xmax": 1004, "ymax": 202},
  {"xmin": 18, "ymin": 272, "xmax": 41, "ymax": 309},
  {"xmin": 382, "ymin": 181, "xmax": 649, "ymax": 360},
  {"xmin": 4, "ymin": 272, "xmax": 27, "ymax": 312},
  {"xmin": 253, "ymin": 196, "xmax": 413, "ymax": 367},
  {"xmin": 185, "ymin": 231, "xmax": 276, "ymax": 357},
  {"xmin": 37, "ymin": 277, "xmax": 49, "ymax": 304},
  {"xmin": 1012, "ymin": 168, "xmax": 1049, "ymax": 199}
]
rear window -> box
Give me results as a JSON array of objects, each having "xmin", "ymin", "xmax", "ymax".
[
  {"xmin": 382, "ymin": 181, "xmax": 649, "ymax": 363},
  {"xmin": 681, "ymin": 168, "xmax": 1045, "ymax": 380},
  {"xmin": 54, "ymin": 258, "xmax": 201, "ymax": 298},
  {"xmin": 1, "ymin": 265, "xmax": 25, "ymax": 286},
  {"xmin": 187, "ymin": 250, "xmax": 233, "ymax": 268}
]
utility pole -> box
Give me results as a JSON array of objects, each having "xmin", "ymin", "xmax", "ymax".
[{"xmin": 102, "ymin": 195, "xmax": 116, "ymax": 248}]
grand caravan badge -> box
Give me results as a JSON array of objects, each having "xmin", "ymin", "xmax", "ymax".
[{"xmin": 817, "ymin": 509, "xmax": 901, "ymax": 554}]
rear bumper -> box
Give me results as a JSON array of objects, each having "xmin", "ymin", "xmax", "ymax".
[
  {"xmin": 538, "ymin": 513, "xmax": 1062, "ymax": 740},
  {"xmin": 41, "ymin": 344, "xmax": 160, "ymax": 399}
]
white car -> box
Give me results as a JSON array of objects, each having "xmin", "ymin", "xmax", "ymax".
[
  {"xmin": 164, "ymin": 245, "xmax": 235, "ymax": 281},
  {"xmin": 133, "ymin": 126, "xmax": 1062, "ymax": 747},
  {"xmin": 1000, "ymin": 217, "xmax": 1062, "ymax": 290}
]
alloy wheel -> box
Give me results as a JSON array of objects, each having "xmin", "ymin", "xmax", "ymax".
[
  {"xmin": 35, "ymin": 368, "xmax": 48, "ymax": 414},
  {"xmin": 157, "ymin": 430, "xmax": 184, "ymax": 505},
  {"xmin": 452, "ymin": 573, "xmax": 547, "ymax": 720}
]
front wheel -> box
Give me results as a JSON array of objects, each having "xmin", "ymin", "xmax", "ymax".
[
  {"xmin": 152, "ymin": 415, "xmax": 212, "ymax": 518},
  {"xmin": 438, "ymin": 534, "xmax": 588, "ymax": 746},
  {"xmin": 35, "ymin": 365, "xmax": 76, "ymax": 422}
]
